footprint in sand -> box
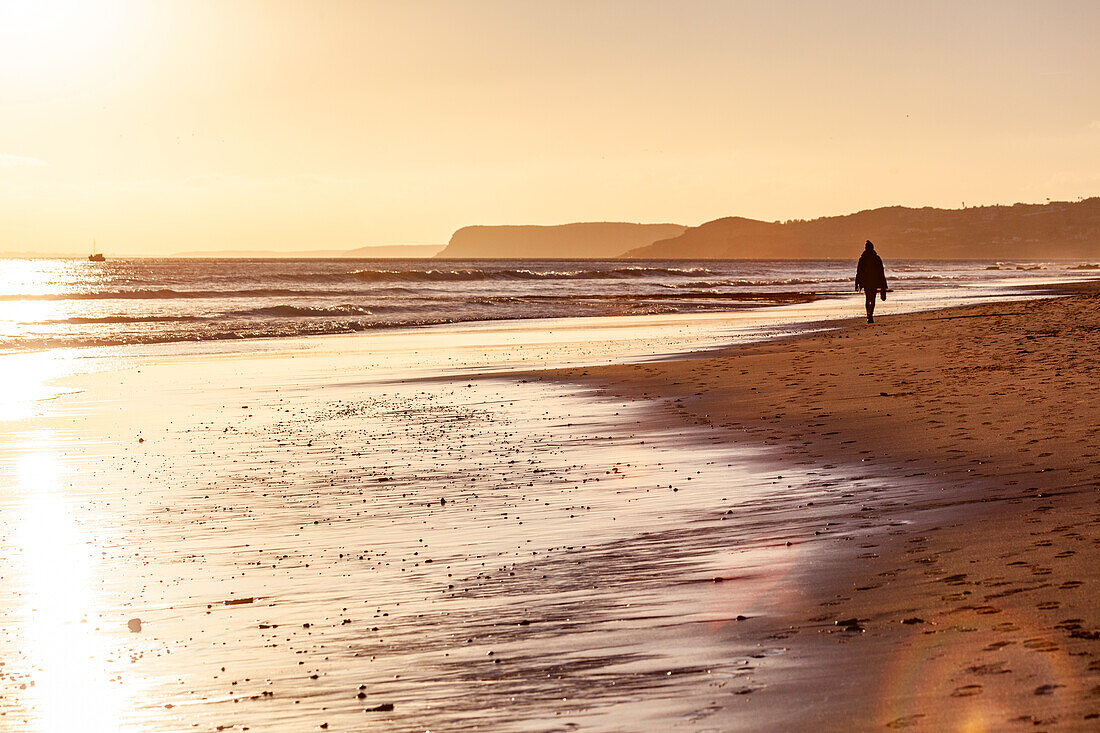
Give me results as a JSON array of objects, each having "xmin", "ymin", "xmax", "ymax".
[
  {"xmin": 1023, "ymin": 638, "xmax": 1060, "ymax": 652},
  {"xmin": 885, "ymin": 713, "xmax": 926, "ymax": 728},
  {"xmin": 951, "ymin": 684, "xmax": 983, "ymax": 697}
]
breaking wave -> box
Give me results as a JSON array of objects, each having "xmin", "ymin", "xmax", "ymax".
[{"xmin": 349, "ymin": 266, "xmax": 714, "ymax": 282}]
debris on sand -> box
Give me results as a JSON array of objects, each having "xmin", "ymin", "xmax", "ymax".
[{"xmin": 834, "ymin": 618, "xmax": 864, "ymax": 632}]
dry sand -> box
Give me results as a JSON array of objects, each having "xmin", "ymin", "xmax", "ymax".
[{"xmin": 534, "ymin": 287, "xmax": 1100, "ymax": 730}]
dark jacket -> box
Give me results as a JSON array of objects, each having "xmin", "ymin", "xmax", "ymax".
[{"xmin": 855, "ymin": 251, "xmax": 887, "ymax": 292}]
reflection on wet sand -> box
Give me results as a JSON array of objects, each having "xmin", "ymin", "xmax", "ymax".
[
  {"xmin": 4, "ymin": 449, "xmax": 128, "ymax": 731},
  {"xmin": 0, "ymin": 353, "xmax": 75, "ymax": 423},
  {"xmin": 4, "ymin": 288, "xmax": 1089, "ymax": 730},
  {"xmin": 0, "ymin": 326, "xmax": 858, "ymax": 732}
]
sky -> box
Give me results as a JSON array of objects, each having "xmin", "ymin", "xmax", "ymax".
[{"xmin": 1, "ymin": 0, "xmax": 1099, "ymax": 254}]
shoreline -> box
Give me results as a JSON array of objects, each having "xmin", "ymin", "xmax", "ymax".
[
  {"xmin": 1, "ymin": 265, "xmax": 1087, "ymax": 360},
  {"xmin": 525, "ymin": 284, "xmax": 1100, "ymax": 729},
  {"xmin": 0, "ymin": 282, "xmax": 1097, "ymax": 730}
]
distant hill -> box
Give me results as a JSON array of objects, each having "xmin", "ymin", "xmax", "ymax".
[
  {"xmin": 435, "ymin": 222, "xmax": 686, "ymax": 258},
  {"xmin": 622, "ymin": 199, "xmax": 1100, "ymax": 259},
  {"xmin": 170, "ymin": 244, "xmax": 443, "ymax": 258},
  {"xmin": 341, "ymin": 244, "xmax": 444, "ymax": 258}
]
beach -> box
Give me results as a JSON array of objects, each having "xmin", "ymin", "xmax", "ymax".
[
  {"xmin": 539, "ymin": 285, "xmax": 1100, "ymax": 730},
  {"xmin": 1, "ymin": 281, "xmax": 1098, "ymax": 731},
  {"xmin": 8, "ymin": 1, "xmax": 1098, "ymax": 729}
]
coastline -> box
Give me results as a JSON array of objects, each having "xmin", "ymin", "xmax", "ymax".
[
  {"xmin": 529, "ymin": 284, "xmax": 1100, "ymax": 729},
  {"xmin": 0, "ymin": 283, "xmax": 1097, "ymax": 730}
]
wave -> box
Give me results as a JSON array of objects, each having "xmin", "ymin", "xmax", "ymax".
[
  {"xmin": 0, "ymin": 288, "xmax": 310, "ymax": 301},
  {"xmin": 0, "ymin": 266, "xmax": 718, "ymax": 299},
  {"xmin": 664, "ymin": 277, "xmax": 848, "ymax": 289},
  {"xmin": 661, "ymin": 273, "xmax": 971, "ymax": 289},
  {"xmin": 0, "ymin": 315, "xmax": 504, "ymax": 353},
  {"xmin": 241, "ymin": 304, "xmax": 375, "ymax": 317},
  {"xmin": 37, "ymin": 314, "xmax": 208, "ymax": 325},
  {"xmin": 350, "ymin": 266, "xmax": 714, "ymax": 282},
  {"xmin": 463, "ymin": 290, "xmax": 825, "ymax": 304},
  {"xmin": 30, "ymin": 304, "xmax": 394, "ymax": 324},
  {"xmin": 572, "ymin": 290, "xmax": 822, "ymax": 303}
]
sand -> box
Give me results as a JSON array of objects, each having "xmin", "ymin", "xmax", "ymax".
[
  {"xmin": 0, "ymin": 310, "xmax": 897, "ymax": 732},
  {"xmin": 1, "ymin": 287, "xmax": 1098, "ymax": 731},
  {"xmin": 533, "ymin": 287, "xmax": 1100, "ymax": 730}
]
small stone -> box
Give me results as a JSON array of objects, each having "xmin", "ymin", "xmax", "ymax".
[{"xmin": 127, "ymin": 618, "xmax": 142, "ymax": 632}]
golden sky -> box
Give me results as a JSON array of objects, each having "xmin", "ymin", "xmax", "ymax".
[{"xmin": 1, "ymin": 0, "xmax": 1098, "ymax": 254}]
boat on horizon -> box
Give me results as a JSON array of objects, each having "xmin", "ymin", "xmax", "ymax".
[{"xmin": 89, "ymin": 240, "xmax": 105, "ymax": 262}]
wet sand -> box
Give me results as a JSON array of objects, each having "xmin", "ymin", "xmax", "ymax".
[
  {"xmin": 0, "ymin": 308, "xmax": 926, "ymax": 732},
  {"xmin": 534, "ymin": 287, "xmax": 1100, "ymax": 730},
  {"xmin": 1, "ymin": 288, "xmax": 1099, "ymax": 731}
]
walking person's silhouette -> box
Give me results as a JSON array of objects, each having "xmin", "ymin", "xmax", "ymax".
[{"xmin": 855, "ymin": 240, "xmax": 887, "ymax": 323}]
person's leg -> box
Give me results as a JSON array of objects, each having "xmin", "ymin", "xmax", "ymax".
[{"xmin": 865, "ymin": 290, "xmax": 876, "ymax": 322}]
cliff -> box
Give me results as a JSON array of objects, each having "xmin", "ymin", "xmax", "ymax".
[
  {"xmin": 622, "ymin": 199, "xmax": 1100, "ymax": 259},
  {"xmin": 436, "ymin": 222, "xmax": 686, "ymax": 259}
]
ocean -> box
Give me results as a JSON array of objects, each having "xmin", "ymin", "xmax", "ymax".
[{"xmin": 1, "ymin": 257, "xmax": 1097, "ymax": 353}]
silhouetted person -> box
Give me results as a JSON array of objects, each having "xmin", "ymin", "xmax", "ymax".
[{"xmin": 855, "ymin": 240, "xmax": 887, "ymax": 323}]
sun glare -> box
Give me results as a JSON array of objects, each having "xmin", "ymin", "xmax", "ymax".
[
  {"xmin": 13, "ymin": 449, "xmax": 126, "ymax": 732},
  {"xmin": 0, "ymin": 0, "xmax": 125, "ymax": 75}
]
